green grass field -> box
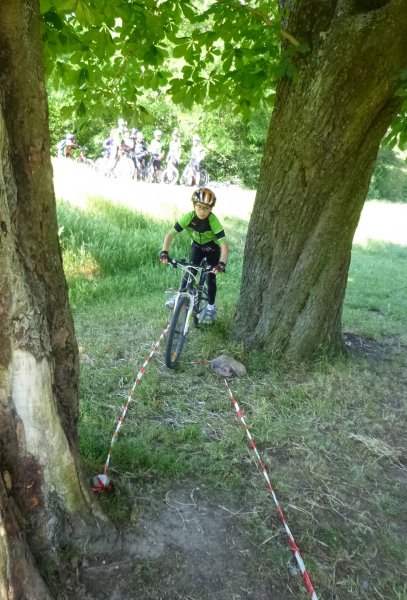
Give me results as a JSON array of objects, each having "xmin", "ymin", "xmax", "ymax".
[{"xmin": 57, "ymin": 184, "xmax": 407, "ymax": 600}]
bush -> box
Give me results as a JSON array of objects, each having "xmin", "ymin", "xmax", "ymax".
[{"xmin": 368, "ymin": 146, "xmax": 407, "ymax": 202}]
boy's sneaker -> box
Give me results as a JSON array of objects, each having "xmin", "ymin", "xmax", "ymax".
[
  {"xmin": 165, "ymin": 295, "xmax": 177, "ymax": 309},
  {"xmin": 201, "ymin": 305, "xmax": 215, "ymax": 324}
]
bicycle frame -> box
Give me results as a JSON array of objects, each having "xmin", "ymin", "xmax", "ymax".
[{"xmin": 170, "ymin": 258, "xmax": 211, "ymax": 329}]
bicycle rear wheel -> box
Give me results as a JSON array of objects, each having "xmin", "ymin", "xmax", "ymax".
[
  {"xmin": 114, "ymin": 157, "xmax": 135, "ymax": 179},
  {"xmin": 198, "ymin": 169, "xmax": 209, "ymax": 186},
  {"xmin": 181, "ymin": 166, "xmax": 194, "ymax": 186},
  {"xmin": 165, "ymin": 296, "xmax": 190, "ymax": 368},
  {"xmin": 141, "ymin": 163, "xmax": 154, "ymax": 183},
  {"xmin": 162, "ymin": 166, "xmax": 179, "ymax": 184}
]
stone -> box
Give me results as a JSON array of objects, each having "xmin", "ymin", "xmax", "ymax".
[{"xmin": 209, "ymin": 355, "xmax": 247, "ymax": 378}]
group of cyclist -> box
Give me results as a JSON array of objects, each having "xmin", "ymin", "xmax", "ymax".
[{"xmin": 102, "ymin": 119, "xmax": 206, "ymax": 183}]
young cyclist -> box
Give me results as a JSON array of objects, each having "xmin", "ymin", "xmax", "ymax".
[
  {"xmin": 133, "ymin": 131, "xmax": 148, "ymax": 178},
  {"xmin": 159, "ymin": 187, "xmax": 228, "ymax": 324},
  {"xmin": 56, "ymin": 133, "xmax": 78, "ymax": 158},
  {"xmin": 148, "ymin": 129, "xmax": 164, "ymax": 182},
  {"xmin": 189, "ymin": 134, "xmax": 206, "ymax": 185},
  {"xmin": 166, "ymin": 129, "xmax": 182, "ymax": 170}
]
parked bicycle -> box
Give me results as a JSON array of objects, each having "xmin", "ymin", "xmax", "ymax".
[
  {"xmin": 162, "ymin": 156, "xmax": 179, "ymax": 185},
  {"xmin": 94, "ymin": 150, "xmax": 134, "ymax": 179},
  {"xmin": 164, "ymin": 258, "xmax": 213, "ymax": 369},
  {"xmin": 140, "ymin": 156, "xmax": 156, "ymax": 183},
  {"xmin": 180, "ymin": 162, "xmax": 209, "ymax": 186},
  {"xmin": 74, "ymin": 147, "xmax": 94, "ymax": 168}
]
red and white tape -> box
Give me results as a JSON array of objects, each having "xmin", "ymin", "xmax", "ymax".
[
  {"xmin": 92, "ymin": 325, "xmax": 169, "ymax": 493},
  {"xmin": 224, "ymin": 379, "xmax": 318, "ymax": 600}
]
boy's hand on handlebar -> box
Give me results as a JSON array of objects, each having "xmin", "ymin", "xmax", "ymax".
[
  {"xmin": 159, "ymin": 250, "xmax": 169, "ymax": 264},
  {"xmin": 212, "ymin": 261, "xmax": 226, "ymax": 275}
]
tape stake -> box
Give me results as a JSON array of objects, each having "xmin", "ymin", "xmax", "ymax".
[
  {"xmin": 224, "ymin": 379, "xmax": 318, "ymax": 600},
  {"xmin": 92, "ymin": 325, "xmax": 169, "ymax": 491}
]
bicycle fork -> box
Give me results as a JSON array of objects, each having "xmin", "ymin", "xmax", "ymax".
[{"xmin": 174, "ymin": 292, "xmax": 194, "ymax": 335}]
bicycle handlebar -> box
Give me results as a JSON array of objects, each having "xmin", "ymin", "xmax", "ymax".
[{"xmin": 168, "ymin": 258, "xmax": 212, "ymax": 272}]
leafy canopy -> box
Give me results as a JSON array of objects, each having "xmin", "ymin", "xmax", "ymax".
[
  {"xmin": 41, "ymin": 1, "xmax": 293, "ymax": 120},
  {"xmin": 41, "ymin": 0, "xmax": 407, "ymax": 148}
]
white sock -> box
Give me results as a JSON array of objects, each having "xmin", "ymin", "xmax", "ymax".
[{"xmin": 207, "ymin": 304, "xmax": 215, "ymax": 311}]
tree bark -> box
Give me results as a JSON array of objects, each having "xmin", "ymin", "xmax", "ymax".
[
  {"xmin": 233, "ymin": 0, "xmax": 407, "ymax": 361},
  {"xmin": 0, "ymin": 1, "xmax": 108, "ymax": 597}
]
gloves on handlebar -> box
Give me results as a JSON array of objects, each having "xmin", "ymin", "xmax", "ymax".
[
  {"xmin": 213, "ymin": 261, "xmax": 226, "ymax": 274},
  {"xmin": 159, "ymin": 250, "xmax": 169, "ymax": 262}
]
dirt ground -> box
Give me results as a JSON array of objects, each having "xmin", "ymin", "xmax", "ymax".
[{"xmin": 67, "ymin": 485, "xmax": 290, "ymax": 600}]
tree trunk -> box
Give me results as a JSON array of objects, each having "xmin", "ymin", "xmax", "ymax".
[
  {"xmin": 0, "ymin": 2, "xmax": 108, "ymax": 597},
  {"xmin": 233, "ymin": 0, "xmax": 407, "ymax": 361}
]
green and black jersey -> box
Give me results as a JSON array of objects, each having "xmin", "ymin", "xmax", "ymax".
[{"xmin": 172, "ymin": 211, "xmax": 226, "ymax": 246}]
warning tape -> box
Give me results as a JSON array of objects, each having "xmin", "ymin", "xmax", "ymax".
[
  {"xmin": 92, "ymin": 325, "xmax": 169, "ymax": 493},
  {"xmin": 224, "ymin": 379, "xmax": 318, "ymax": 600}
]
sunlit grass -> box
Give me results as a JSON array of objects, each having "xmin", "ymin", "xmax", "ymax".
[{"xmin": 55, "ymin": 169, "xmax": 407, "ymax": 600}]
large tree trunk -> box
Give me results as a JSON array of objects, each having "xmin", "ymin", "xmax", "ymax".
[
  {"xmin": 0, "ymin": 2, "xmax": 108, "ymax": 597},
  {"xmin": 233, "ymin": 0, "xmax": 407, "ymax": 361}
]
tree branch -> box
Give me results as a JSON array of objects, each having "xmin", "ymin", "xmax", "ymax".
[{"xmin": 223, "ymin": 1, "xmax": 300, "ymax": 46}]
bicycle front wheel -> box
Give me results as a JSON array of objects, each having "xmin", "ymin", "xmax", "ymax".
[
  {"xmin": 162, "ymin": 166, "xmax": 179, "ymax": 184},
  {"xmin": 198, "ymin": 169, "xmax": 209, "ymax": 186},
  {"xmin": 181, "ymin": 167, "xmax": 194, "ymax": 186},
  {"xmin": 165, "ymin": 296, "xmax": 190, "ymax": 368},
  {"xmin": 114, "ymin": 157, "xmax": 135, "ymax": 179}
]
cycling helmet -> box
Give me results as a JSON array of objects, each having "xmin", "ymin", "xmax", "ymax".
[
  {"xmin": 192, "ymin": 187, "xmax": 216, "ymax": 207},
  {"xmin": 154, "ymin": 129, "xmax": 163, "ymax": 136},
  {"xmin": 66, "ymin": 133, "xmax": 75, "ymax": 140},
  {"xmin": 192, "ymin": 134, "xmax": 201, "ymax": 141},
  {"xmin": 118, "ymin": 118, "xmax": 126, "ymax": 126}
]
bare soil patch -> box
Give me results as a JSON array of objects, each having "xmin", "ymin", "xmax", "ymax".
[{"xmin": 69, "ymin": 487, "xmax": 286, "ymax": 600}]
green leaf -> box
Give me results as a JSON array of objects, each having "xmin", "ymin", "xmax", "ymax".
[
  {"xmin": 77, "ymin": 101, "xmax": 87, "ymax": 116},
  {"xmin": 40, "ymin": 0, "xmax": 53, "ymax": 13},
  {"xmin": 75, "ymin": 0, "xmax": 97, "ymax": 27},
  {"xmin": 173, "ymin": 42, "xmax": 190, "ymax": 59},
  {"xmin": 180, "ymin": 3, "xmax": 197, "ymax": 21},
  {"xmin": 57, "ymin": 0, "xmax": 77, "ymax": 12}
]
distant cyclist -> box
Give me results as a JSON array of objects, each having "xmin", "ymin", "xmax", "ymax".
[
  {"xmin": 56, "ymin": 133, "xmax": 78, "ymax": 158},
  {"xmin": 166, "ymin": 129, "xmax": 182, "ymax": 170},
  {"xmin": 133, "ymin": 131, "xmax": 148, "ymax": 177},
  {"xmin": 103, "ymin": 129, "xmax": 116, "ymax": 159},
  {"xmin": 189, "ymin": 134, "xmax": 206, "ymax": 185},
  {"xmin": 148, "ymin": 129, "xmax": 164, "ymax": 183}
]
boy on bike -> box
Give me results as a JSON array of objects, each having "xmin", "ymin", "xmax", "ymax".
[{"xmin": 159, "ymin": 187, "xmax": 228, "ymax": 324}]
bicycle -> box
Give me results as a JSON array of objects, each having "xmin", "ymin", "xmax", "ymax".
[
  {"xmin": 164, "ymin": 258, "xmax": 213, "ymax": 369},
  {"xmin": 141, "ymin": 155, "xmax": 162, "ymax": 183},
  {"xmin": 162, "ymin": 157, "xmax": 179, "ymax": 185},
  {"xmin": 140, "ymin": 156, "xmax": 155, "ymax": 183},
  {"xmin": 180, "ymin": 163, "xmax": 209, "ymax": 186},
  {"xmin": 94, "ymin": 150, "xmax": 134, "ymax": 179}
]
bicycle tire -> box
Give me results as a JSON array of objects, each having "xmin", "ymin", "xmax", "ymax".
[
  {"xmin": 193, "ymin": 271, "xmax": 209, "ymax": 327},
  {"xmin": 165, "ymin": 295, "xmax": 190, "ymax": 368},
  {"xmin": 198, "ymin": 169, "xmax": 209, "ymax": 186},
  {"xmin": 141, "ymin": 164, "xmax": 154, "ymax": 183},
  {"xmin": 94, "ymin": 157, "xmax": 110, "ymax": 175},
  {"xmin": 114, "ymin": 157, "xmax": 135, "ymax": 179},
  {"xmin": 181, "ymin": 167, "xmax": 194, "ymax": 186},
  {"xmin": 162, "ymin": 166, "xmax": 179, "ymax": 185}
]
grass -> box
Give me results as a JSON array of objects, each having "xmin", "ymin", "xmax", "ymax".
[{"xmin": 56, "ymin": 189, "xmax": 407, "ymax": 600}]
